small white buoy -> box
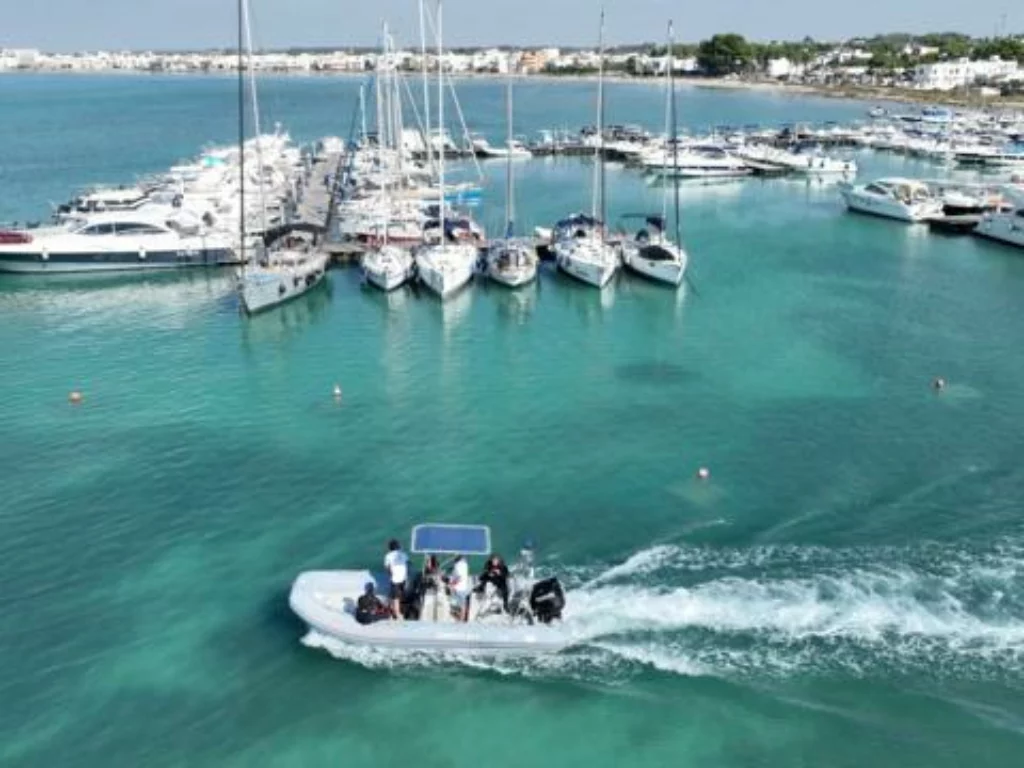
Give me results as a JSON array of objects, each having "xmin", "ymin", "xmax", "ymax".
[
  {"xmin": 68, "ymin": 390, "xmax": 83, "ymax": 405},
  {"xmin": 932, "ymin": 377, "xmax": 946, "ymax": 392},
  {"xmin": 332, "ymin": 384, "xmax": 343, "ymax": 400},
  {"xmin": 696, "ymin": 467, "xmax": 710, "ymax": 481}
]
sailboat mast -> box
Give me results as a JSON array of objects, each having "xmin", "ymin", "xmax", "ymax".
[
  {"xmin": 592, "ymin": 7, "xmax": 606, "ymax": 223},
  {"xmin": 505, "ymin": 54, "xmax": 514, "ymax": 238},
  {"xmin": 237, "ymin": 0, "xmax": 246, "ymax": 267},
  {"xmin": 669, "ymin": 20, "xmax": 681, "ymax": 249},
  {"xmin": 419, "ymin": 0, "xmax": 433, "ymax": 175},
  {"xmin": 437, "ymin": 0, "xmax": 445, "ymax": 246}
]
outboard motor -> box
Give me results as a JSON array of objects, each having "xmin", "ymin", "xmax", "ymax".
[{"xmin": 529, "ymin": 578, "xmax": 565, "ymax": 624}]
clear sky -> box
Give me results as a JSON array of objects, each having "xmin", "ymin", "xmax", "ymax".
[{"xmin": 0, "ymin": 0, "xmax": 1019, "ymax": 52}]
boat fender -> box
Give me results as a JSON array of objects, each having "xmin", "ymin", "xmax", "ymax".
[
  {"xmin": 278, "ymin": 284, "xmax": 286, "ymax": 296},
  {"xmin": 139, "ymin": 248, "xmax": 147, "ymax": 260},
  {"xmin": 294, "ymin": 276, "xmax": 301, "ymax": 288},
  {"xmin": 41, "ymin": 249, "xmax": 49, "ymax": 261}
]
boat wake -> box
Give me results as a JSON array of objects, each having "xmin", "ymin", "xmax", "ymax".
[{"xmin": 304, "ymin": 539, "xmax": 1024, "ymax": 682}]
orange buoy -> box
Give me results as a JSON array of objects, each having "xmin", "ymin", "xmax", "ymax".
[
  {"xmin": 68, "ymin": 390, "xmax": 83, "ymax": 405},
  {"xmin": 696, "ymin": 466, "xmax": 710, "ymax": 481}
]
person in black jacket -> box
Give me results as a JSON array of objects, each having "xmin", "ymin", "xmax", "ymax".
[
  {"xmin": 476, "ymin": 554, "xmax": 510, "ymax": 612},
  {"xmin": 355, "ymin": 582, "xmax": 389, "ymax": 625}
]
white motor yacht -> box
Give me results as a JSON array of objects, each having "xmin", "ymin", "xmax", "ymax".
[
  {"xmin": 644, "ymin": 144, "xmax": 751, "ymax": 178},
  {"xmin": 471, "ymin": 137, "xmax": 532, "ymax": 159},
  {"xmin": 975, "ymin": 208, "xmax": 1024, "ymax": 250},
  {"xmin": 362, "ymin": 243, "xmax": 414, "ymax": 291},
  {"xmin": 289, "ymin": 524, "xmax": 574, "ymax": 656},
  {"xmin": 0, "ymin": 211, "xmax": 237, "ymax": 274},
  {"xmin": 840, "ymin": 178, "xmax": 945, "ymax": 222}
]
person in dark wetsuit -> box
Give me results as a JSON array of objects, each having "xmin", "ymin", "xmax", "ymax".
[
  {"xmin": 355, "ymin": 582, "xmax": 389, "ymax": 625},
  {"xmin": 476, "ymin": 554, "xmax": 510, "ymax": 612}
]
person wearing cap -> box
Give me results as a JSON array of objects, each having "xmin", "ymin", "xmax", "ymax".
[
  {"xmin": 384, "ymin": 539, "xmax": 409, "ymax": 620},
  {"xmin": 355, "ymin": 582, "xmax": 388, "ymax": 625}
]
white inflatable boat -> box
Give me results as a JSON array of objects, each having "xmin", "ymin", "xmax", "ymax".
[{"xmin": 289, "ymin": 524, "xmax": 577, "ymax": 656}]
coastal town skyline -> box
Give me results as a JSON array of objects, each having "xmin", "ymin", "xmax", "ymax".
[{"xmin": 0, "ymin": 0, "xmax": 1020, "ymax": 53}]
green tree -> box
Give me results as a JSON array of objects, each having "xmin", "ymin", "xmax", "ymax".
[{"xmin": 697, "ymin": 33, "xmax": 754, "ymax": 76}]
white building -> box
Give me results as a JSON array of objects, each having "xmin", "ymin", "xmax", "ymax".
[
  {"xmin": 914, "ymin": 56, "xmax": 1021, "ymax": 90},
  {"xmin": 766, "ymin": 57, "xmax": 805, "ymax": 79}
]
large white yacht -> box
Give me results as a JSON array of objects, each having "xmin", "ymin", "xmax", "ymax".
[
  {"xmin": 643, "ymin": 144, "xmax": 751, "ymax": 178},
  {"xmin": 0, "ymin": 211, "xmax": 237, "ymax": 274},
  {"xmin": 975, "ymin": 208, "xmax": 1024, "ymax": 250},
  {"xmin": 840, "ymin": 178, "xmax": 945, "ymax": 222}
]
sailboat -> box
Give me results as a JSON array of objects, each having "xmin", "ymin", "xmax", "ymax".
[
  {"xmin": 483, "ymin": 58, "xmax": 537, "ymax": 288},
  {"xmin": 235, "ymin": 0, "xmax": 327, "ymax": 315},
  {"xmin": 415, "ymin": 0, "xmax": 478, "ymax": 299},
  {"xmin": 361, "ymin": 23, "xmax": 416, "ymax": 292},
  {"xmin": 551, "ymin": 8, "xmax": 619, "ymax": 289},
  {"xmin": 621, "ymin": 21, "xmax": 689, "ymax": 287}
]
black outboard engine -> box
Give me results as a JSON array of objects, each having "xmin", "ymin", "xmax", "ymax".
[{"xmin": 529, "ymin": 578, "xmax": 565, "ymax": 624}]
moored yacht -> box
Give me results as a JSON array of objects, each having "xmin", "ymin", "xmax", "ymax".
[
  {"xmin": 975, "ymin": 207, "xmax": 1024, "ymax": 250},
  {"xmin": 416, "ymin": 241, "xmax": 478, "ymax": 298},
  {"xmin": 551, "ymin": 9, "xmax": 619, "ymax": 290},
  {"xmin": 839, "ymin": 177, "xmax": 944, "ymax": 222},
  {"xmin": 238, "ymin": 229, "xmax": 329, "ymax": 314},
  {"xmin": 552, "ymin": 215, "xmax": 618, "ymax": 288},
  {"xmin": 483, "ymin": 59, "xmax": 538, "ymax": 289},
  {"xmin": 0, "ymin": 211, "xmax": 236, "ymax": 274},
  {"xmin": 363, "ymin": 243, "xmax": 415, "ymax": 291},
  {"xmin": 621, "ymin": 216, "xmax": 687, "ymax": 286}
]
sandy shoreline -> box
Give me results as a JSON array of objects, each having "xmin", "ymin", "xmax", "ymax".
[{"xmin": 3, "ymin": 68, "xmax": 1022, "ymax": 110}]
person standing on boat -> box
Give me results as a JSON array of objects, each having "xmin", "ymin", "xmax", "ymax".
[
  {"xmin": 448, "ymin": 555, "xmax": 472, "ymax": 623},
  {"xmin": 384, "ymin": 539, "xmax": 409, "ymax": 619}
]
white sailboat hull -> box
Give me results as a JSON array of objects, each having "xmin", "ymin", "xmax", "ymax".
[
  {"xmin": 554, "ymin": 238, "xmax": 618, "ymax": 288},
  {"xmin": 622, "ymin": 241, "xmax": 688, "ymax": 286},
  {"xmin": 416, "ymin": 243, "xmax": 477, "ymax": 298},
  {"xmin": 239, "ymin": 251, "xmax": 329, "ymax": 314},
  {"xmin": 362, "ymin": 246, "xmax": 414, "ymax": 292},
  {"xmin": 290, "ymin": 570, "xmax": 575, "ymax": 655}
]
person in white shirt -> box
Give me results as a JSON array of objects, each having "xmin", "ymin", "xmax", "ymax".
[
  {"xmin": 447, "ymin": 555, "xmax": 471, "ymax": 622},
  {"xmin": 384, "ymin": 539, "xmax": 409, "ymax": 619}
]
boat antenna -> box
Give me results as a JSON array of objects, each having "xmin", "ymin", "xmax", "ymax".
[
  {"xmin": 669, "ymin": 20, "xmax": 700, "ymax": 298},
  {"xmin": 505, "ymin": 52, "xmax": 514, "ymax": 239},
  {"xmin": 237, "ymin": 0, "xmax": 246, "ymax": 271}
]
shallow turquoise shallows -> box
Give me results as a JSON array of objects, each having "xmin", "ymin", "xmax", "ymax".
[{"xmin": 3, "ymin": 73, "xmax": 1024, "ymax": 768}]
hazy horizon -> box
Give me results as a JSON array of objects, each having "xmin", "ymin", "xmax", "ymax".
[{"xmin": 0, "ymin": 0, "xmax": 1019, "ymax": 53}]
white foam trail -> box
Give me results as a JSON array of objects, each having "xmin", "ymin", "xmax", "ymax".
[{"xmin": 568, "ymin": 569, "xmax": 1024, "ymax": 652}]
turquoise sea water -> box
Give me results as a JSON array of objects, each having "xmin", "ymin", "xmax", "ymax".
[{"xmin": 3, "ymin": 73, "xmax": 1024, "ymax": 767}]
